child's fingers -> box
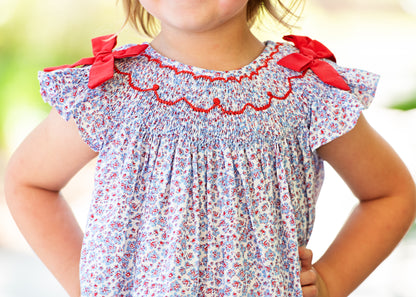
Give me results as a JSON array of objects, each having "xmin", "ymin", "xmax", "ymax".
[
  {"xmin": 302, "ymin": 284, "xmax": 319, "ymax": 297},
  {"xmin": 301, "ymin": 268, "xmax": 319, "ymax": 297},
  {"xmin": 298, "ymin": 246, "xmax": 313, "ymax": 271},
  {"xmin": 300, "ymin": 269, "xmax": 317, "ymax": 286}
]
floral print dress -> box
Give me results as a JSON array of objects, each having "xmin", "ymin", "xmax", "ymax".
[{"xmin": 38, "ymin": 36, "xmax": 379, "ymax": 297}]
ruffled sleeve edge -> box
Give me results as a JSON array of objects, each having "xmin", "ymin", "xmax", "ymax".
[
  {"xmin": 38, "ymin": 67, "xmax": 103, "ymax": 152},
  {"xmin": 309, "ymin": 69, "xmax": 380, "ymax": 152},
  {"xmin": 38, "ymin": 67, "xmax": 91, "ymax": 119}
]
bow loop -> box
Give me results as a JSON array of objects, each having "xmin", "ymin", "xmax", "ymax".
[
  {"xmin": 283, "ymin": 35, "xmax": 336, "ymax": 61},
  {"xmin": 44, "ymin": 34, "xmax": 148, "ymax": 89},
  {"xmin": 278, "ymin": 35, "xmax": 350, "ymax": 91},
  {"xmin": 91, "ymin": 35, "xmax": 117, "ymax": 56}
]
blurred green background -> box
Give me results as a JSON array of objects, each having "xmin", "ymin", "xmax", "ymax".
[
  {"xmin": 0, "ymin": 0, "xmax": 416, "ymax": 296},
  {"xmin": 0, "ymin": 0, "xmax": 137, "ymax": 151}
]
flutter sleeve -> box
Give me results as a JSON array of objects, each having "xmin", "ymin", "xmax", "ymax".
[
  {"xmin": 277, "ymin": 35, "xmax": 380, "ymax": 151},
  {"xmin": 308, "ymin": 63, "xmax": 380, "ymax": 151},
  {"xmin": 38, "ymin": 67, "xmax": 112, "ymax": 152}
]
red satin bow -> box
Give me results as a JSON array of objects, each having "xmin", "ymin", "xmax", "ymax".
[
  {"xmin": 277, "ymin": 35, "xmax": 350, "ymax": 91},
  {"xmin": 44, "ymin": 35, "xmax": 148, "ymax": 88}
]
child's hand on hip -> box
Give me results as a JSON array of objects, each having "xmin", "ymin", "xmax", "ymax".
[{"xmin": 299, "ymin": 247, "xmax": 329, "ymax": 297}]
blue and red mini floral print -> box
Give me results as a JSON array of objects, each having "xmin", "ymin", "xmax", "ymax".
[{"xmin": 38, "ymin": 38, "xmax": 379, "ymax": 297}]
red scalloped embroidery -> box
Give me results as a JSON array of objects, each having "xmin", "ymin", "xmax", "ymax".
[
  {"xmin": 114, "ymin": 65, "xmax": 306, "ymax": 115},
  {"xmin": 139, "ymin": 43, "xmax": 283, "ymax": 83}
]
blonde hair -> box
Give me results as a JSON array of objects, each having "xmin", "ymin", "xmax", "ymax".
[{"xmin": 122, "ymin": 0, "xmax": 304, "ymax": 37}]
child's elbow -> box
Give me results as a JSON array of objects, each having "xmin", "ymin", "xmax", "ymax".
[
  {"xmin": 408, "ymin": 183, "xmax": 416, "ymax": 222},
  {"xmin": 4, "ymin": 158, "xmax": 22, "ymax": 208},
  {"xmin": 400, "ymin": 177, "xmax": 416, "ymax": 229},
  {"xmin": 3, "ymin": 155, "xmax": 33, "ymax": 210}
]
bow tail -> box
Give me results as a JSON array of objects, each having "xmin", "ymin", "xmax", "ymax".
[
  {"xmin": 311, "ymin": 60, "xmax": 350, "ymax": 91},
  {"xmin": 113, "ymin": 44, "xmax": 149, "ymax": 59},
  {"xmin": 43, "ymin": 57, "xmax": 96, "ymax": 72}
]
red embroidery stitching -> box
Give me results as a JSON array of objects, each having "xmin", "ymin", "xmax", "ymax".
[
  {"xmin": 140, "ymin": 43, "xmax": 283, "ymax": 83},
  {"xmin": 114, "ymin": 66, "xmax": 307, "ymax": 115}
]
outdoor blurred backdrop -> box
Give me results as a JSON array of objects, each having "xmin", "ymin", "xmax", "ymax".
[{"xmin": 1, "ymin": 0, "xmax": 416, "ymax": 296}]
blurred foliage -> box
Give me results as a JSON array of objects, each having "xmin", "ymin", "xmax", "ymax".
[
  {"xmin": 404, "ymin": 220, "xmax": 416, "ymax": 241},
  {"xmin": 390, "ymin": 93, "xmax": 416, "ymax": 110},
  {"xmin": 0, "ymin": 0, "xmax": 134, "ymax": 149}
]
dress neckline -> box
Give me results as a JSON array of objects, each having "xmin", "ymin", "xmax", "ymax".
[{"xmin": 142, "ymin": 41, "xmax": 280, "ymax": 80}]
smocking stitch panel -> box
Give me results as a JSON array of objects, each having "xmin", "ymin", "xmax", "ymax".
[{"xmin": 114, "ymin": 65, "xmax": 307, "ymax": 115}]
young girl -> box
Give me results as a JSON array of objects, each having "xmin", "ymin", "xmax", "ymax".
[{"xmin": 5, "ymin": 0, "xmax": 416, "ymax": 296}]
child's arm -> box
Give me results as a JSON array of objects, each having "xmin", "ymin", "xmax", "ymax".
[
  {"xmin": 5, "ymin": 108, "xmax": 98, "ymax": 297},
  {"xmin": 314, "ymin": 114, "xmax": 416, "ymax": 297}
]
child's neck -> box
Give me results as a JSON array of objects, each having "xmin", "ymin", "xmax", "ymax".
[{"xmin": 150, "ymin": 23, "xmax": 265, "ymax": 72}]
